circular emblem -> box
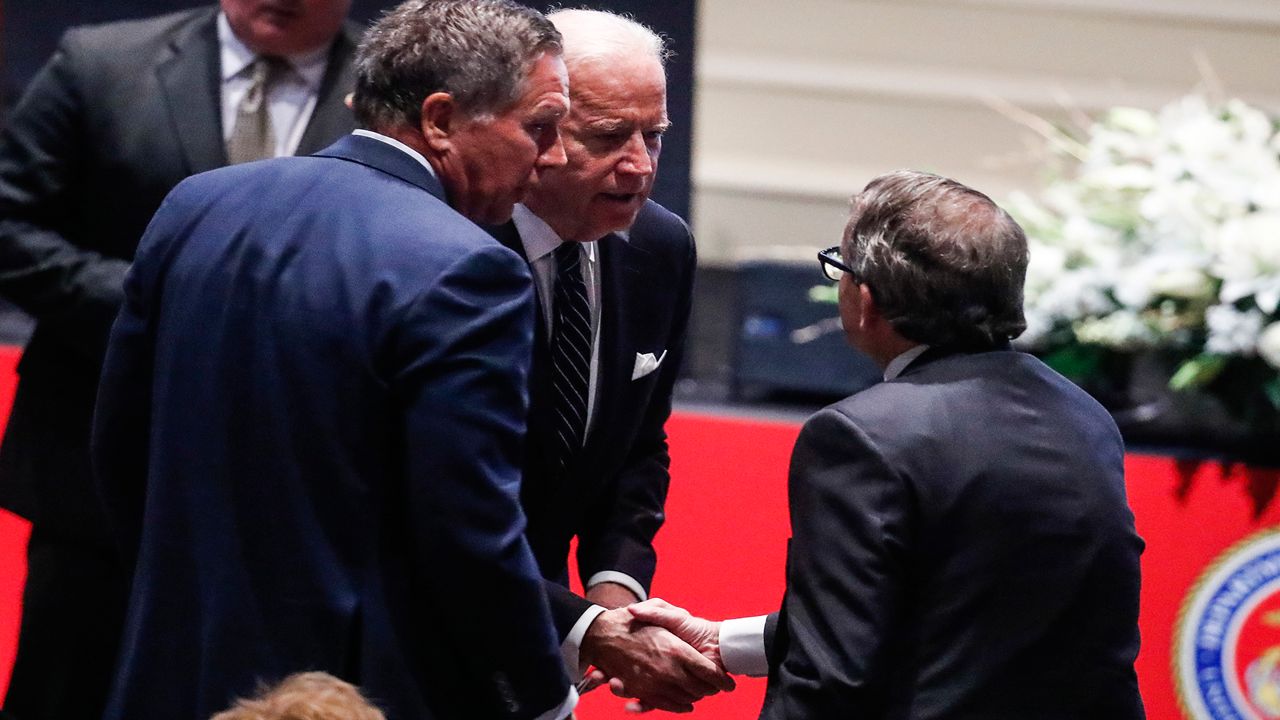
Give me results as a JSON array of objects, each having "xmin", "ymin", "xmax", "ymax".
[{"xmin": 1176, "ymin": 529, "xmax": 1280, "ymax": 720}]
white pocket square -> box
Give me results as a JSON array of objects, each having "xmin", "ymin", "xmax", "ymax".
[{"xmin": 632, "ymin": 350, "xmax": 668, "ymax": 380}]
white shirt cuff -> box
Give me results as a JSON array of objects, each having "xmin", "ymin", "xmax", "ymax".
[
  {"xmin": 585, "ymin": 571, "xmax": 647, "ymax": 601},
  {"xmin": 560, "ymin": 604, "xmax": 607, "ymax": 676},
  {"xmin": 532, "ymin": 685, "xmax": 579, "ymax": 720},
  {"xmin": 719, "ymin": 615, "xmax": 770, "ymax": 677}
]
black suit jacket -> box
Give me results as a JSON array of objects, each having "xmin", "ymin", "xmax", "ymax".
[
  {"xmin": 490, "ymin": 200, "xmax": 696, "ymax": 636},
  {"xmin": 92, "ymin": 134, "xmax": 569, "ymax": 720},
  {"xmin": 0, "ymin": 6, "xmax": 360, "ymax": 539},
  {"xmin": 761, "ymin": 348, "xmax": 1145, "ymax": 719}
]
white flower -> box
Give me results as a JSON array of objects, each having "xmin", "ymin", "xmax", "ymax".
[
  {"xmin": 1106, "ymin": 107, "xmax": 1160, "ymax": 137},
  {"xmin": 1139, "ymin": 180, "xmax": 1220, "ymax": 252},
  {"xmin": 1259, "ymin": 323, "xmax": 1280, "ymax": 370},
  {"xmin": 1014, "ymin": 92, "xmax": 1280, "ymax": 369},
  {"xmin": 1205, "ymin": 306, "xmax": 1266, "ymax": 356},
  {"xmin": 1074, "ymin": 310, "xmax": 1156, "ymax": 350},
  {"xmin": 1150, "ymin": 268, "xmax": 1215, "ymax": 300},
  {"xmin": 1213, "ymin": 212, "xmax": 1280, "ymax": 313}
]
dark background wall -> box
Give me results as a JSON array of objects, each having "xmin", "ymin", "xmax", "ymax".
[{"xmin": 0, "ymin": 0, "xmax": 696, "ymax": 219}]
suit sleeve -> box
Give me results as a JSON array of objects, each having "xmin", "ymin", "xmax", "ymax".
[
  {"xmin": 392, "ymin": 245, "xmax": 572, "ymax": 719},
  {"xmin": 764, "ymin": 407, "xmax": 912, "ymax": 718},
  {"xmin": 0, "ymin": 31, "xmax": 131, "ymax": 361},
  {"xmin": 90, "ymin": 192, "xmax": 182, "ymax": 569},
  {"xmin": 575, "ymin": 223, "xmax": 696, "ymax": 596}
]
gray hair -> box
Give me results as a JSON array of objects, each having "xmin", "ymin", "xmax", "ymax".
[
  {"xmin": 547, "ymin": 8, "xmax": 670, "ymax": 75},
  {"xmin": 352, "ymin": 0, "xmax": 563, "ymax": 130},
  {"xmin": 842, "ymin": 170, "xmax": 1029, "ymax": 349}
]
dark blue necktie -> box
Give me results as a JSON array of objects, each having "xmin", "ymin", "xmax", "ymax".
[{"xmin": 549, "ymin": 242, "xmax": 591, "ymax": 475}]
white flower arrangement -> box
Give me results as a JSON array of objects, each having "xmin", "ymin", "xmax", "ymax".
[{"xmin": 1007, "ymin": 94, "xmax": 1280, "ymax": 430}]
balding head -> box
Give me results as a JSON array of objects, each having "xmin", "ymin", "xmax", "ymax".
[{"xmin": 841, "ymin": 170, "xmax": 1029, "ymax": 349}]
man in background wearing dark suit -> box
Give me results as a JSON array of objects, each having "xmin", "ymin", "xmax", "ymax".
[
  {"xmin": 487, "ymin": 9, "xmax": 731, "ymax": 715},
  {"xmin": 633, "ymin": 170, "xmax": 1146, "ymax": 719},
  {"xmin": 0, "ymin": 2, "xmax": 358, "ymax": 718},
  {"xmin": 91, "ymin": 1, "xmax": 576, "ymax": 718}
]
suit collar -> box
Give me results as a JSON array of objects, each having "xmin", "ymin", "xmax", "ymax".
[
  {"xmin": 884, "ymin": 344, "xmax": 930, "ymax": 380},
  {"xmin": 510, "ymin": 205, "xmax": 599, "ymax": 265},
  {"xmin": 314, "ymin": 133, "xmax": 446, "ymax": 203},
  {"xmin": 156, "ymin": 8, "xmax": 226, "ymax": 174},
  {"xmin": 488, "ymin": 219, "xmax": 528, "ymax": 261},
  {"xmin": 899, "ymin": 339, "xmax": 1015, "ymax": 377}
]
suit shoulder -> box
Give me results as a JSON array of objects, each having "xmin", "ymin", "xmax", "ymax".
[
  {"xmin": 177, "ymin": 155, "xmax": 519, "ymax": 262},
  {"xmin": 838, "ymin": 349, "xmax": 1122, "ymax": 451},
  {"xmin": 628, "ymin": 199, "xmax": 695, "ymax": 268},
  {"xmin": 338, "ymin": 19, "xmax": 365, "ymax": 48},
  {"xmin": 61, "ymin": 6, "xmax": 213, "ymax": 58},
  {"xmin": 633, "ymin": 200, "xmax": 692, "ymax": 243}
]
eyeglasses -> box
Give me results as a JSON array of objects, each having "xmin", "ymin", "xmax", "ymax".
[{"xmin": 818, "ymin": 246, "xmax": 856, "ymax": 283}]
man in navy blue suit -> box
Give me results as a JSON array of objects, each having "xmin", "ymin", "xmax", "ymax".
[{"xmin": 91, "ymin": 1, "xmax": 578, "ymax": 718}]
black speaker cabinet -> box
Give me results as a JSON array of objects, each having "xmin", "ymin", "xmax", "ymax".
[{"xmin": 732, "ymin": 261, "xmax": 881, "ymax": 399}]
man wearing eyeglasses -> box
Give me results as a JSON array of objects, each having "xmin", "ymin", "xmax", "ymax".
[{"xmin": 629, "ymin": 170, "xmax": 1146, "ymax": 719}]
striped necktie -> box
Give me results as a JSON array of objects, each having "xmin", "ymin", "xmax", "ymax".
[{"xmin": 549, "ymin": 242, "xmax": 592, "ymax": 475}]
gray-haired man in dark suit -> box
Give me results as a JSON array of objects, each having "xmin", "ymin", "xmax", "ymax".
[{"xmin": 633, "ymin": 170, "xmax": 1145, "ymax": 720}]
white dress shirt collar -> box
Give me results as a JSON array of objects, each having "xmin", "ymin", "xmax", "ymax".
[
  {"xmin": 217, "ymin": 12, "xmax": 330, "ymax": 90},
  {"xmin": 511, "ymin": 204, "xmax": 597, "ymax": 265},
  {"xmin": 351, "ymin": 129, "xmax": 438, "ymax": 178},
  {"xmin": 884, "ymin": 344, "xmax": 930, "ymax": 381}
]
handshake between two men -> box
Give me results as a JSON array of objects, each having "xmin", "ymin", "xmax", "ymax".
[{"xmin": 579, "ymin": 595, "xmax": 734, "ymax": 714}]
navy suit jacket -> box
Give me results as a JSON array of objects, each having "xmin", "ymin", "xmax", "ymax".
[
  {"xmin": 92, "ymin": 134, "xmax": 570, "ymax": 720},
  {"xmin": 490, "ymin": 201, "xmax": 696, "ymax": 636},
  {"xmin": 762, "ymin": 348, "xmax": 1145, "ymax": 719}
]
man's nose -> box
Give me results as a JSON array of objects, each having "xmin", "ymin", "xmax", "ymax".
[
  {"xmin": 537, "ymin": 132, "xmax": 568, "ymax": 169},
  {"xmin": 618, "ymin": 134, "xmax": 654, "ymax": 176}
]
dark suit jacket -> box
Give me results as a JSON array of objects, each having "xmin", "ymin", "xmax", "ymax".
[
  {"xmin": 490, "ymin": 200, "xmax": 696, "ymax": 636},
  {"xmin": 92, "ymin": 134, "xmax": 570, "ymax": 720},
  {"xmin": 761, "ymin": 347, "xmax": 1145, "ymax": 720},
  {"xmin": 0, "ymin": 6, "xmax": 359, "ymax": 540}
]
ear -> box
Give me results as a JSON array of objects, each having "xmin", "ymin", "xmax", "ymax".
[
  {"xmin": 419, "ymin": 92, "xmax": 457, "ymax": 153},
  {"xmin": 857, "ymin": 283, "xmax": 882, "ymax": 332}
]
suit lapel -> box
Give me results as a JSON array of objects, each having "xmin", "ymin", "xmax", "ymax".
[
  {"xmin": 581, "ymin": 233, "xmax": 649, "ymax": 467},
  {"xmin": 155, "ymin": 9, "xmax": 226, "ymax": 175},
  {"xmin": 296, "ymin": 24, "xmax": 359, "ymax": 156},
  {"xmin": 489, "ymin": 221, "xmax": 555, "ymax": 475},
  {"xmin": 489, "ymin": 220, "xmax": 550, "ymax": 357}
]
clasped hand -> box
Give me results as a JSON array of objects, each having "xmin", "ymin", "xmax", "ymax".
[{"xmin": 580, "ymin": 596, "xmax": 734, "ymax": 713}]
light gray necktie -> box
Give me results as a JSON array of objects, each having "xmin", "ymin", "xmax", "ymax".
[{"xmin": 226, "ymin": 57, "xmax": 287, "ymax": 164}]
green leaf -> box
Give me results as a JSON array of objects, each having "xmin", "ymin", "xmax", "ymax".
[
  {"xmin": 1169, "ymin": 354, "xmax": 1229, "ymax": 391},
  {"xmin": 1041, "ymin": 344, "xmax": 1104, "ymax": 381},
  {"xmin": 808, "ymin": 285, "xmax": 839, "ymax": 304},
  {"xmin": 1265, "ymin": 377, "xmax": 1280, "ymax": 412}
]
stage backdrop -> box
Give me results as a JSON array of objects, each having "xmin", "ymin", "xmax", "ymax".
[{"xmin": 0, "ymin": 345, "xmax": 1276, "ymax": 717}]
